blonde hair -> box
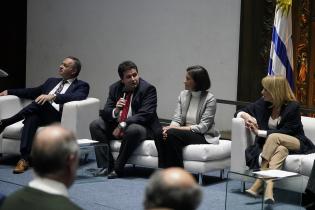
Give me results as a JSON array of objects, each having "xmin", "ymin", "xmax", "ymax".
[{"xmin": 261, "ymin": 76, "xmax": 296, "ymax": 108}]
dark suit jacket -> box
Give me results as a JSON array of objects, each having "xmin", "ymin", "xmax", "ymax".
[
  {"xmin": 1, "ymin": 187, "xmax": 83, "ymax": 210},
  {"xmin": 100, "ymin": 78, "xmax": 161, "ymax": 135},
  {"xmin": 7, "ymin": 77, "xmax": 89, "ymax": 105},
  {"xmin": 236, "ymin": 98, "xmax": 315, "ymax": 169}
]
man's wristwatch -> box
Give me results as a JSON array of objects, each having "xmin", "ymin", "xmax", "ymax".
[
  {"xmin": 118, "ymin": 122, "xmax": 127, "ymax": 129},
  {"xmin": 52, "ymin": 94, "xmax": 57, "ymax": 101}
]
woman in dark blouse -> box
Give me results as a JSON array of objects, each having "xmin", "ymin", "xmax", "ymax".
[{"xmin": 235, "ymin": 76, "xmax": 315, "ymax": 204}]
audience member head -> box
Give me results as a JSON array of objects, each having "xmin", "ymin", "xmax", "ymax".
[
  {"xmin": 186, "ymin": 65, "xmax": 211, "ymax": 91},
  {"xmin": 118, "ymin": 61, "xmax": 140, "ymax": 92},
  {"xmin": 144, "ymin": 167, "xmax": 202, "ymax": 210},
  {"xmin": 261, "ymin": 75, "xmax": 296, "ymax": 108},
  {"xmin": 31, "ymin": 124, "xmax": 79, "ymax": 188},
  {"xmin": 59, "ymin": 56, "xmax": 82, "ymax": 79}
]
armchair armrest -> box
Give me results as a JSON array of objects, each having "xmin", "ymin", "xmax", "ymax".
[
  {"xmin": 0, "ymin": 95, "xmax": 24, "ymax": 119},
  {"xmin": 230, "ymin": 118, "xmax": 255, "ymax": 172},
  {"xmin": 61, "ymin": 97, "xmax": 100, "ymax": 139}
]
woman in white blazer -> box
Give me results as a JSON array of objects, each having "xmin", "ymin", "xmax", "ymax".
[{"xmin": 162, "ymin": 65, "xmax": 220, "ymax": 167}]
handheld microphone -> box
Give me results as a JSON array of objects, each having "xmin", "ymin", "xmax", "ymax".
[
  {"xmin": 0, "ymin": 69, "xmax": 8, "ymax": 77},
  {"xmin": 121, "ymin": 87, "xmax": 128, "ymax": 99},
  {"xmin": 117, "ymin": 87, "xmax": 128, "ymax": 110}
]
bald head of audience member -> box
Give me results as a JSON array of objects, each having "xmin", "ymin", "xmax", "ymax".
[
  {"xmin": 144, "ymin": 167, "xmax": 202, "ymax": 210},
  {"xmin": 31, "ymin": 125, "xmax": 79, "ymax": 188}
]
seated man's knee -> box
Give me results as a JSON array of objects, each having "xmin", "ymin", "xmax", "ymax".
[
  {"xmin": 89, "ymin": 118, "xmax": 103, "ymax": 132},
  {"xmin": 125, "ymin": 124, "xmax": 146, "ymax": 136},
  {"xmin": 24, "ymin": 114, "xmax": 41, "ymax": 122}
]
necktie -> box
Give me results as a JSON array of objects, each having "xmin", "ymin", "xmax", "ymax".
[
  {"xmin": 55, "ymin": 80, "xmax": 68, "ymax": 94},
  {"xmin": 54, "ymin": 80, "xmax": 68, "ymax": 114},
  {"xmin": 119, "ymin": 93, "xmax": 132, "ymax": 123}
]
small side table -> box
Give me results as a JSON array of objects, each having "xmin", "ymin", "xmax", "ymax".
[
  {"xmin": 225, "ymin": 170, "xmax": 303, "ymax": 210},
  {"xmin": 77, "ymin": 139, "xmax": 99, "ymax": 162},
  {"xmin": 76, "ymin": 139, "xmax": 109, "ymax": 179}
]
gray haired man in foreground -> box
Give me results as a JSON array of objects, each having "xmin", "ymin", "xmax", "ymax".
[
  {"xmin": 144, "ymin": 167, "xmax": 202, "ymax": 210},
  {"xmin": 1, "ymin": 125, "xmax": 83, "ymax": 210}
]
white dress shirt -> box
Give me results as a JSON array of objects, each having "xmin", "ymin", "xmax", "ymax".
[
  {"xmin": 28, "ymin": 177, "xmax": 69, "ymax": 197},
  {"xmin": 49, "ymin": 78, "xmax": 75, "ymax": 111}
]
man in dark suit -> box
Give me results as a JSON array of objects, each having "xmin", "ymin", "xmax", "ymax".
[
  {"xmin": 1, "ymin": 125, "xmax": 83, "ymax": 210},
  {"xmin": 90, "ymin": 60, "xmax": 163, "ymax": 179},
  {"xmin": 0, "ymin": 56, "xmax": 89, "ymax": 173}
]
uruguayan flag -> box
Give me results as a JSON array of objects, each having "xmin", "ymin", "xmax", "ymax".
[{"xmin": 267, "ymin": 0, "xmax": 294, "ymax": 88}]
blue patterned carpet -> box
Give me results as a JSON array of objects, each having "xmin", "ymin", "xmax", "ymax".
[{"xmin": 0, "ymin": 155, "xmax": 304, "ymax": 210}]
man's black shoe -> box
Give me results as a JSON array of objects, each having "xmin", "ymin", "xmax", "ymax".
[
  {"xmin": 92, "ymin": 168, "xmax": 109, "ymax": 176},
  {"xmin": 107, "ymin": 171, "xmax": 119, "ymax": 179}
]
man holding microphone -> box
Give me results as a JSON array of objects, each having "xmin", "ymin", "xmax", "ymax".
[{"xmin": 89, "ymin": 61, "xmax": 163, "ymax": 179}]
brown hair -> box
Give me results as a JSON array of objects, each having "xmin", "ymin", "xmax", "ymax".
[{"xmin": 186, "ymin": 65, "xmax": 211, "ymax": 91}]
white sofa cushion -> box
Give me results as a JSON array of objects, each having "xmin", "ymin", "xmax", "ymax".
[
  {"xmin": 110, "ymin": 140, "xmax": 158, "ymax": 156},
  {"xmin": 183, "ymin": 158, "xmax": 231, "ymax": 173},
  {"xmin": 2, "ymin": 121, "xmax": 24, "ymax": 139},
  {"xmin": 128, "ymin": 155, "xmax": 158, "ymax": 168},
  {"xmin": 111, "ymin": 139, "xmax": 231, "ymax": 162},
  {"xmin": 300, "ymin": 153, "xmax": 315, "ymax": 176},
  {"xmin": 3, "ymin": 122, "xmax": 46, "ymax": 140},
  {"xmin": 282, "ymin": 154, "xmax": 303, "ymax": 174},
  {"xmin": 183, "ymin": 140, "xmax": 231, "ymax": 161}
]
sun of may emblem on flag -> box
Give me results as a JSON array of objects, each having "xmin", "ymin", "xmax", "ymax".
[{"xmin": 276, "ymin": 0, "xmax": 292, "ymax": 16}]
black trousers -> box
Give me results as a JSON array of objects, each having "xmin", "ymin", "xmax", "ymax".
[
  {"xmin": 89, "ymin": 118, "xmax": 151, "ymax": 173},
  {"xmin": 18, "ymin": 102, "xmax": 61, "ymax": 159},
  {"xmin": 164, "ymin": 128, "xmax": 208, "ymax": 168}
]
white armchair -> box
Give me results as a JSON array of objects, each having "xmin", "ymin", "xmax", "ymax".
[
  {"xmin": 0, "ymin": 95, "xmax": 100, "ymax": 155},
  {"xmin": 231, "ymin": 117, "xmax": 315, "ymax": 193}
]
